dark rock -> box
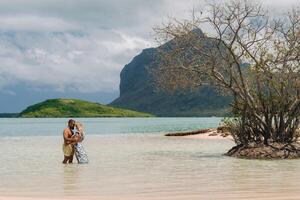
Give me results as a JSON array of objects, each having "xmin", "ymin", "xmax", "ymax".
[
  {"xmin": 217, "ymin": 126, "xmax": 230, "ymax": 133},
  {"xmin": 226, "ymin": 142, "xmax": 300, "ymax": 159},
  {"xmin": 110, "ymin": 29, "xmax": 232, "ymax": 117},
  {"xmin": 220, "ymin": 133, "xmax": 230, "ymax": 137}
]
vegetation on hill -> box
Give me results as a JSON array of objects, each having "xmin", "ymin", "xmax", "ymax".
[{"xmin": 19, "ymin": 98, "xmax": 153, "ymax": 118}]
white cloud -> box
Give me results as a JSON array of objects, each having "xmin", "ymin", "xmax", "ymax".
[
  {"xmin": 0, "ymin": 30, "xmax": 150, "ymax": 93},
  {"xmin": 0, "ymin": 15, "xmax": 79, "ymax": 32},
  {"xmin": 0, "ymin": 0, "xmax": 298, "ymax": 95}
]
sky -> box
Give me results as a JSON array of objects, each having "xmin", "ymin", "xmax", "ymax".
[{"xmin": 0, "ymin": 0, "xmax": 299, "ymax": 112}]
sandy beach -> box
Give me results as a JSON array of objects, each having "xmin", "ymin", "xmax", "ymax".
[
  {"xmin": 182, "ymin": 129, "xmax": 233, "ymax": 140},
  {"xmin": 0, "ymin": 197, "xmax": 137, "ymax": 200},
  {"xmin": 166, "ymin": 128, "xmax": 233, "ymax": 140},
  {"xmin": 0, "ymin": 197, "xmax": 134, "ymax": 200},
  {"xmin": 0, "ymin": 197, "xmax": 139, "ymax": 200},
  {"xmin": 2, "ymin": 193, "xmax": 300, "ymax": 200}
]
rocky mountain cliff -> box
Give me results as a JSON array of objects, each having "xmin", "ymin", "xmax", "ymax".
[{"xmin": 110, "ymin": 30, "xmax": 232, "ymax": 116}]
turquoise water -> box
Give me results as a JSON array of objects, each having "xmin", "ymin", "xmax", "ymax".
[
  {"xmin": 0, "ymin": 117, "xmax": 221, "ymax": 137},
  {"xmin": 1, "ymin": 118, "xmax": 300, "ymax": 200}
]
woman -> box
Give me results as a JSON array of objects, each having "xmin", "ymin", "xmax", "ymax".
[{"xmin": 72, "ymin": 122, "xmax": 89, "ymax": 164}]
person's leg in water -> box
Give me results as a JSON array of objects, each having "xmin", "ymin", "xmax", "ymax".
[
  {"xmin": 68, "ymin": 154, "xmax": 74, "ymax": 163},
  {"xmin": 68, "ymin": 145, "xmax": 75, "ymax": 163},
  {"xmin": 63, "ymin": 156, "xmax": 69, "ymax": 164},
  {"xmin": 63, "ymin": 155, "xmax": 74, "ymax": 164}
]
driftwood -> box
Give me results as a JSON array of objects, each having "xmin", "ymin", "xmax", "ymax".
[{"xmin": 165, "ymin": 129, "xmax": 212, "ymax": 136}]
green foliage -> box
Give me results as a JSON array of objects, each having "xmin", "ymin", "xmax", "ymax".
[
  {"xmin": 154, "ymin": 0, "xmax": 300, "ymax": 144},
  {"xmin": 221, "ymin": 117, "xmax": 245, "ymax": 145},
  {"xmin": 220, "ymin": 117, "xmax": 235, "ymax": 127},
  {"xmin": 19, "ymin": 98, "xmax": 153, "ymax": 118}
]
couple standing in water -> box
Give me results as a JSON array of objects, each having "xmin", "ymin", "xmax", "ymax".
[{"xmin": 62, "ymin": 119, "xmax": 88, "ymax": 164}]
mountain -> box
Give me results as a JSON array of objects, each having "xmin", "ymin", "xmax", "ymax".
[
  {"xmin": 19, "ymin": 98, "xmax": 153, "ymax": 118},
  {"xmin": 110, "ymin": 29, "xmax": 232, "ymax": 116}
]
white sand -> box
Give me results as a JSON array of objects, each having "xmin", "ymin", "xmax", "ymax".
[
  {"xmin": 0, "ymin": 197, "xmax": 119, "ymax": 200},
  {"xmin": 0, "ymin": 196, "xmax": 203, "ymax": 200},
  {"xmin": 182, "ymin": 129, "xmax": 233, "ymax": 140}
]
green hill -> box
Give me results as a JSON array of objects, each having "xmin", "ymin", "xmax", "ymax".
[{"xmin": 19, "ymin": 98, "xmax": 153, "ymax": 118}]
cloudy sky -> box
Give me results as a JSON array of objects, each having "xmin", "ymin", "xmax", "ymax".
[{"xmin": 0, "ymin": 0, "xmax": 298, "ymax": 112}]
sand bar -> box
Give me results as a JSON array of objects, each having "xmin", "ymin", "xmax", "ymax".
[{"xmin": 166, "ymin": 128, "xmax": 233, "ymax": 140}]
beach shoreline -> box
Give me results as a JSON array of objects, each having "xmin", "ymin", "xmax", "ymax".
[
  {"xmin": 183, "ymin": 131, "xmax": 233, "ymax": 140},
  {"xmin": 166, "ymin": 128, "xmax": 233, "ymax": 140}
]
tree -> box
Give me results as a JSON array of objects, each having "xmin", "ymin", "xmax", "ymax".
[{"xmin": 153, "ymin": 0, "xmax": 300, "ymax": 147}]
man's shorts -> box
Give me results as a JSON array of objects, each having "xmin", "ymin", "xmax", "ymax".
[{"xmin": 63, "ymin": 144, "xmax": 74, "ymax": 157}]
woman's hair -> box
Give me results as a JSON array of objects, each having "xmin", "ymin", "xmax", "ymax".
[{"xmin": 75, "ymin": 122, "xmax": 85, "ymax": 139}]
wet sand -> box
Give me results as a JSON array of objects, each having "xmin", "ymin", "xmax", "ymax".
[
  {"xmin": 3, "ymin": 194, "xmax": 300, "ymax": 200},
  {"xmin": 0, "ymin": 197, "xmax": 123, "ymax": 200}
]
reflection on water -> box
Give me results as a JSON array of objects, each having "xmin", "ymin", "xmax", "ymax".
[
  {"xmin": 1, "ymin": 118, "xmax": 300, "ymax": 199},
  {"xmin": 63, "ymin": 165, "xmax": 80, "ymax": 195}
]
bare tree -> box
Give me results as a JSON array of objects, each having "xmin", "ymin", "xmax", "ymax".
[{"xmin": 153, "ymin": 0, "xmax": 300, "ymax": 146}]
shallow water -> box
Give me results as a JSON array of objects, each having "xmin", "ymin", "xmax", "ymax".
[{"xmin": 1, "ymin": 118, "xmax": 300, "ymax": 199}]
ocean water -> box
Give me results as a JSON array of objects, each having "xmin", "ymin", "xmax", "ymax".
[{"xmin": 1, "ymin": 118, "xmax": 300, "ymax": 200}]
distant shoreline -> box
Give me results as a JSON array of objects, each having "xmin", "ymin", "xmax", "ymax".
[
  {"xmin": 0, "ymin": 115, "xmax": 225, "ymax": 118},
  {"xmin": 0, "ymin": 113, "xmax": 19, "ymax": 118}
]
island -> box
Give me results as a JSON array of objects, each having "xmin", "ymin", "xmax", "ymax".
[{"xmin": 18, "ymin": 98, "xmax": 153, "ymax": 118}]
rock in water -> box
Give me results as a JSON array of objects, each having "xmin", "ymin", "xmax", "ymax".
[{"xmin": 226, "ymin": 143, "xmax": 300, "ymax": 159}]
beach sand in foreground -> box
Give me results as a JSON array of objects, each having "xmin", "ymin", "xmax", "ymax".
[
  {"xmin": 2, "ymin": 194, "xmax": 299, "ymax": 200},
  {"xmin": 0, "ymin": 197, "xmax": 124, "ymax": 200}
]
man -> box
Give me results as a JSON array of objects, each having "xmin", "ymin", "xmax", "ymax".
[{"xmin": 62, "ymin": 119, "xmax": 80, "ymax": 164}]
